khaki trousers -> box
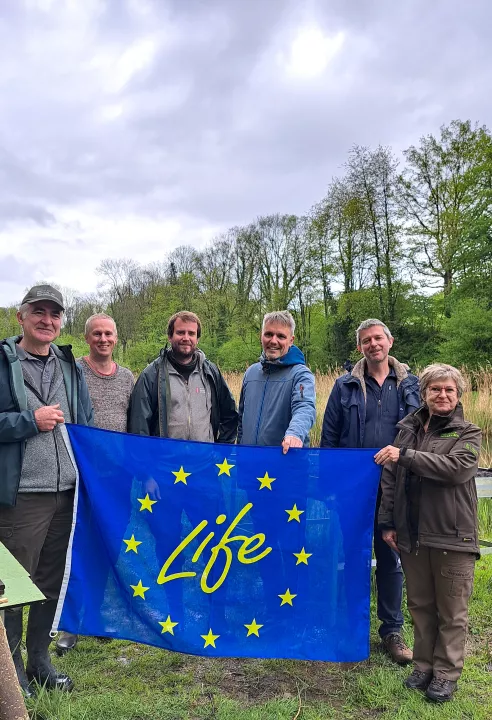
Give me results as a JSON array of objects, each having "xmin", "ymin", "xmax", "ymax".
[{"xmin": 400, "ymin": 546, "xmax": 475, "ymax": 681}]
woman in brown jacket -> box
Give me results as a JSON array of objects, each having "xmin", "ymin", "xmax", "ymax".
[{"xmin": 375, "ymin": 364, "xmax": 481, "ymax": 703}]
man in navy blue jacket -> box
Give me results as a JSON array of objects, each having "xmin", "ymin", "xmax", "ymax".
[{"xmin": 321, "ymin": 319, "xmax": 420, "ymax": 664}]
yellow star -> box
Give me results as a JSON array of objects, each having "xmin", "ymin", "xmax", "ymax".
[
  {"xmin": 172, "ymin": 466, "xmax": 191, "ymax": 485},
  {"xmin": 123, "ymin": 534, "xmax": 142, "ymax": 554},
  {"xmin": 216, "ymin": 458, "xmax": 235, "ymax": 476},
  {"xmin": 201, "ymin": 628, "xmax": 220, "ymax": 648},
  {"xmin": 285, "ymin": 504, "xmax": 304, "ymax": 522},
  {"xmin": 159, "ymin": 615, "xmax": 178, "ymax": 635},
  {"xmin": 130, "ymin": 580, "xmax": 149, "ymax": 599},
  {"xmin": 137, "ymin": 494, "xmax": 157, "ymax": 513},
  {"xmin": 244, "ymin": 618, "xmax": 263, "ymax": 637},
  {"xmin": 293, "ymin": 547, "xmax": 312, "ymax": 565},
  {"xmin": 278, "ymin": 588, "xmax": 297, "ymax": 606},
  {"xmin": 257, "ymin": 471, "xmax": 276, "ymax": 490}
]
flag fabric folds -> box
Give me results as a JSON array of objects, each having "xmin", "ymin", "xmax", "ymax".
[{"xmin": 55, "ymin": 425, "xmax": 381, "ymax": 662}]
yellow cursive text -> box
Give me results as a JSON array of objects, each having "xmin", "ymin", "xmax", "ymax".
[{"xmin": 156, "ymin": 502, "xmax": 271, "ymax": 593}]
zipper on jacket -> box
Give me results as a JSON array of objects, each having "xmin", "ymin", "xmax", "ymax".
[
  {"xmin": 186, "ymin": 378, "xmax": 191, "ymax": 440},
  {"xmin": 255, "ymin": 370, "xmax": 270, "ymax": 445},
  {"xmin": 53, "ymin": 428, "xmax": 61, "ymax": 492}
]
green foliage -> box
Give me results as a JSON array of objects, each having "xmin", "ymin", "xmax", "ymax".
[
  {"xmin": 216, "ymin": 337, "xmax": 259, "ymax": 371},
  {"xmin": 55, "ymin": 333, "xmax": 88, "ymax": 359},
  {"xmin": 123, "ymin": 340, "xmax": 164, "ymax": 373},
  {"xmin": 439, "ymin": 299, "xmax": 492, "ymax": 367},
  {"xmin": 0, "ymin": 305, "xmax": 19, "ymax": 339}
]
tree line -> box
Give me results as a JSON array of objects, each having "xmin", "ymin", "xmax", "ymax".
[{"xmin": 2, "ymin": 119, "xmax": 492, "ymax": 372}]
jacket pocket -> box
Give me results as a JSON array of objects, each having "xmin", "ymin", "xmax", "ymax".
[
  {"xmin": 455, "ymin": 483, "xmax": 477, "ymax": 537},
  {"xmin": 0, "ymin": 523, "xmax": 14, "ymax": 540},
  {"xmin": 440, "ymin": 562, "xmax": 475, "ymax": 598},
  {"xmin": 420, "ymin": 481, "xmax": 457, "ymax": 536}
]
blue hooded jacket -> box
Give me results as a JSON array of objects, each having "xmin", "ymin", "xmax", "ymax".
[{"xmin": 238, "ymin": 346, "xmax": 316, "ymax": 447}]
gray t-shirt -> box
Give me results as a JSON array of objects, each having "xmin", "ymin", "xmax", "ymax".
[{"xmin": 78, "ymin": 357, "xmax": 134, "ymax": 432}]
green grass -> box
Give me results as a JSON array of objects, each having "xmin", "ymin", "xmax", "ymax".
[
  {"xmin": 478, "ymin": 499, "xmax": 492, "ymax": 540},
  {"xmin": 26, "ymin": 558, "xmax": 492, "ymax": 720}
]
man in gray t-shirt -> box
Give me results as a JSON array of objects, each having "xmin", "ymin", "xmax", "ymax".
[{"xmin": 56, "ymin": 313, "xmax": 134, "ymax": 655}]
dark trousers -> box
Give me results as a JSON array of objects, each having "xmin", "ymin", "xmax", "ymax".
[
  {"xmin": 0, "ymin": 490, "xmax": 74, "ymax": 602},
  {"xmin": 401, "ymin": 546, "xmax": 475, "ymax": 680},
  {"xmin": 374, "ymin": 491, "xmax": 404, "ymax": 638}
]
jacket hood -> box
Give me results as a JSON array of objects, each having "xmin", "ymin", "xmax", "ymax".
[
  {"xmin": 260, "ymin": 345, "xmax": 306, "ymax": 368},
  {"xmin": 347, "ymin": 355, "xmax": 414, "ymax": 399}
]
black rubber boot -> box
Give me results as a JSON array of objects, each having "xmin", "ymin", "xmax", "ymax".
[
  {"xmin": 55, "ymin": 632, "xmax": 78, "ymax": 656},
  {"xmin": 25, "ymin": 600, "xmax": 74, "ymax": 692},
  {"xmin": 4, "ymin": 607, "xmax": 36, "ymax": 698}
]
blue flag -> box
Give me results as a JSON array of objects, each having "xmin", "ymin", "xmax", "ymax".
[{"xmin": 55, "ymin": 425, "xmax": 380, "ymax": 662}]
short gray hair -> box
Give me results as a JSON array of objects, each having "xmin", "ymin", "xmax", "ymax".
[
  {"xmin": 419, "ymin": 363, "xmax": 466, "ymax": 402},
  {"xmin": 262, "ymin": 311, "xmax": 295, "ymax": 335},
  {"xmin": 84, "ymin": 313, "xmax": 117, "ymax": 337},
  {"xmin": 18, "ymin": 302, "xmax": 31, "ymax": 320},
  {"xmin": 356, "ymin": 318, "xmax": 392, "ymax": 346}
]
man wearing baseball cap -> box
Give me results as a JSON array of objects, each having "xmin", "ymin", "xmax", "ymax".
[{"xmin": 0, "ymin": 285, "xmax": 93, "ymax": 696}]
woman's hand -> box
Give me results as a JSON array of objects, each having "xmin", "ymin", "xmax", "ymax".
[
  {"xmin": 374, "ymin": 445, "xmax": 400, "ymax": 465},
  {"xmin": 382, "ymin": 529, "xmax": 399, "ymax": 554}
]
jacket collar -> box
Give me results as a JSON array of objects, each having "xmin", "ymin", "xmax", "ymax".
[
  {"xmin": 398, "ymin": 403, "xmax": 466, "ymax": 433},
  {"xmin": 1, "ymin": 336, "xmax": 72, "ymax": 363},
  {"xmin": 347, "ymin": 356, "xmax": 410, "ymax": 400},
  {"xmin": 260, "ymin": 345, "xmax": 306, "ymax": 370},
  {"xmin": 161, "ymin": 346, "xmax": 207, "ymax": 370}
]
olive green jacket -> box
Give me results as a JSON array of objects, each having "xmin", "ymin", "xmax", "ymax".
[{"xmin": 378, "ymin": 404, "xmax": 481, "ymax": 555}]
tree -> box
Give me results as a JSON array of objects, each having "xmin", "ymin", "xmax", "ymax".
[
  {"xmin": 399, "ymin": 120, "xmax": 492, "ymax": 302},
  {"xmin": 346, "ymin": 145, "xmax": 403, "ymax": 321}
]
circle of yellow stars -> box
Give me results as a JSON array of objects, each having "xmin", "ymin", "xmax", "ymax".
[{"xmin": 128, "ymin": 463, "xmax": 311, "ymax": 645}]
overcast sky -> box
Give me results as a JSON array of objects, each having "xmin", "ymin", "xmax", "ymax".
[{"xmin": 1, "ymin": 0, "xmax": 490, "ymax": 306}]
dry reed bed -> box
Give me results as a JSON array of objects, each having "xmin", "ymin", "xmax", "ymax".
[{"xmin": 224, "ymin": 368, "xmax": 492, "ymax": 467}]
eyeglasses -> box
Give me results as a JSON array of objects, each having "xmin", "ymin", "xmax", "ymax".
[{"xmin": 428, "ymin": 386, "xmax": 458, "ymax": 396}]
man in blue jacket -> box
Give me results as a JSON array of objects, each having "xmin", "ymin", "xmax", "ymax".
[
  {"xmin": 0, "ymin": 285, "xmax": 93, "ymax": 696},
  {"xmin": 238, "ymin": 311, "xmax": 316, "ymax": 450},
  {"xmin": 321, "ymin": 318, "xmax": 420, "ymax": 664}
]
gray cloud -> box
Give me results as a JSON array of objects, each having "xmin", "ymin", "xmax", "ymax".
[{"xmin": 0, "ymin": 0, "xmax": 491, "ymax": 303}]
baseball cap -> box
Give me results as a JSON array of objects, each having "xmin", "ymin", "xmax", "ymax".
[{"xmin": 21, "ymin": 285, "xmax": 65, "ymax": 311}]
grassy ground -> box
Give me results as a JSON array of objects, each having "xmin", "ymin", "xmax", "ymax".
[
  {"xmin": 27, "ymin": 557, "xmax": 492, "ymax": 719},
  {"xmin": 26, "ymin": 368, "xmax": 492, "ymax": 718}
]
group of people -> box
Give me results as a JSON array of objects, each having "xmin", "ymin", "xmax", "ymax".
[{"xmin": 0, "ymin": 284, "xmax": 481, "ymax": 712}]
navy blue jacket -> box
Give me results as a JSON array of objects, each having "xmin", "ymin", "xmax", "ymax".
[
  {"xmin": 320, "ymin": 357, "xmax": 420, "ymax": 448},
  {"xmin": 238, "ymin": 346, "xmax": 316, "ymax": 446},
  {"xmin": 0, "ymin": 336, "xmax": 94, "ymax": 507}
]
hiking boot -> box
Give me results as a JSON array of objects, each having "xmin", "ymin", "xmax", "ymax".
[
  {"xmin": 55, "ymin": 632, "xmax": 78, "ymax": 656},
  {"xmin": 425, "ymin": 676, "xmax": 457, "ymax": 702},
  {"xmin": 381, "ymin": 633, "xmax": 413, "ymax": 664},
  {"xmin": 404, "ymin": 668, "xmax": 433, "ymax": 690}
]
